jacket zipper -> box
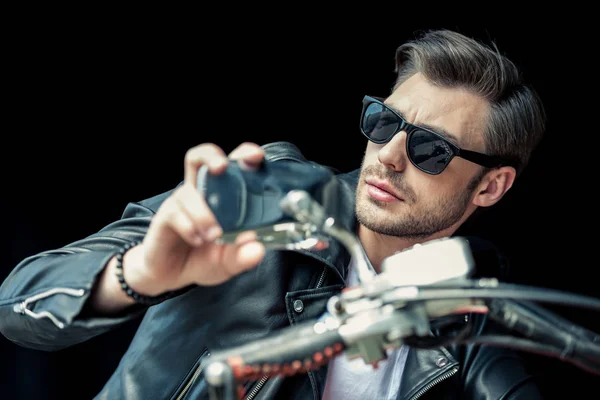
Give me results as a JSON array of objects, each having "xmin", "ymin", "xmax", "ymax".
[
  {"xmin": 244, "ymin": 376, "xmax": 269, "ymax": 400},
  {"xmin": 408, "ymin": 366, "xmax": 459, "ymax": 400},
  {"xmin": 315, "ymin": 267, "xmax": 327, "ymax": 288},
  {"xmin": 173, "ymin": 349, "xmax": 210, "ymax": 400},
  {"xmin": 12, "ymin": 287, "xmax": 86, "ymax": 329},
  {"xmin": 245, "ymin": 265, "xmax": 329, "ymax": 400}
]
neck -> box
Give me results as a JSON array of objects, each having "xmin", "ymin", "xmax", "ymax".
[{"xmin": 357, "ymin": 224, "xmax": 459, "ymax": 273}]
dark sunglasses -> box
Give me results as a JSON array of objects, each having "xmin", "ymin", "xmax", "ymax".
[{"xmin": 360, "ymin": 95, "xmax": 503, "ymax": 175}]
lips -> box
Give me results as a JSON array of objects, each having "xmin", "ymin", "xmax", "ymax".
[{"xmin": 365, "ymin": 178, "xmax": 404, "ymax": 201}]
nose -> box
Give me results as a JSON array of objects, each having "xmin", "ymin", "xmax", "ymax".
[{"xmin": 377, "ymin": 130, "xmax": 409, "ymax": 172}]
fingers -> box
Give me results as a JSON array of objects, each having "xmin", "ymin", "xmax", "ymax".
[
  {"xmin": 235, "ymin": 241, "xmax": 265, "ymax": 270},
  {"xmin": 176, "ymin": 142, "xmax": 264, "ymax": 244},
  {"xmin": 184, "ymin": 143, "xmax": 229, "ymax": 186},
  {"xmin": 175, "ymin": 141, "xmax": 263, "ymax": 247},
  {"xmin": 183, "ymin": 142, "xmax": 264, "ymax": 187},
  {"xmin": 228, "ymin": 142, "xmax": 264, "ymax": 170},
  {"xmin": 181, "ymin": 239, "xmax": 265, "ymax": 286},
  {"xmin": 160, "ymin": 184, "xmax": 223, "ymax": 245},
  {"xmin": 217, "ymin": 230, "xmax": 264, "ymax": 276},
  {"xmin": 221, "ymin": 240, "xmax": 266, "ymax": 276}
]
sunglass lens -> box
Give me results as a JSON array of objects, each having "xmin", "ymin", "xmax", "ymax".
[
  {"xmin": 362, "ymin": 102, "xmax": 400, "ymax": 142},
  {"xmin": 408, "ymin": 129, "xmax": 453, "ymax": 174}
]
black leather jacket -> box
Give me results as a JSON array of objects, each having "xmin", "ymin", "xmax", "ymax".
[{"xmin": 0, "ymin": 142, "xmax": 542, "ymax": 399}]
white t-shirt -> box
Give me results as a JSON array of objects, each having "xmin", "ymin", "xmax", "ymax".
[{"xmin": 322, "ymin": 255, "xmax": 409, "ymax": 400}]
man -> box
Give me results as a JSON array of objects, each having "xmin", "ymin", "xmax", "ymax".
[{"xmin": 0, "ymin": 29, "xmax": 546, "ymax": 399}]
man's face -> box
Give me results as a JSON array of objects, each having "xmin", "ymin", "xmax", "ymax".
[{"xmin": 356, "ymin": 73, "xmax": 491, "ymax": 239}]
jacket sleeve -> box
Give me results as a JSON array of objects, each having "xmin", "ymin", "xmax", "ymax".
[
  {"xmin": 0, "ymin": 190, "xmax": 173, "ymax": 352},
  {"xmin": 0, "ymin": 141, "xmax": 314, "ymax": 352}
]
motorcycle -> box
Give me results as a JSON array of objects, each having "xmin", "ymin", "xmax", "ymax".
[{"xmin": 195, "ymin": 160, "xmax": 600, "ymax": 400}]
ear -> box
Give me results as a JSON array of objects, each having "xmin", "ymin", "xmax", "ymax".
[{"xmin": 472, "ymin": 166, "xmax": 517, "ymax": 208}]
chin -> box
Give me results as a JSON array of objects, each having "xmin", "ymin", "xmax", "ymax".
[{"xmin": 358, "ymin": 196, "xmax": 399, "ymax": 222}]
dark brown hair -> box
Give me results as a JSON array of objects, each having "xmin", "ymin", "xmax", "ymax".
[{"xmin": 394, "ymin": 29, "xmax": 546, "ymax": 177}]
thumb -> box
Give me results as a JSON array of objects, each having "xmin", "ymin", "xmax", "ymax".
[{"xmin": 235, "ymin": 241, "xmax": 265, "ymax": 271}]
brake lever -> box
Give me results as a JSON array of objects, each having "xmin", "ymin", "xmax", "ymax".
[{"xmin": 214, "ymin": 221, "xmax": 330, "ymax": 251}]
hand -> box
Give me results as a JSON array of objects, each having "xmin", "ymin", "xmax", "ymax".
[{"xmin": 129, "ymin": 142, "xmax": 267, "ymax": 294}]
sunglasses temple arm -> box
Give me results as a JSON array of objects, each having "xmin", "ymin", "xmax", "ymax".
[{"xmin": 457, "ymin": 149, "xmax": 502, "ymax": 168}]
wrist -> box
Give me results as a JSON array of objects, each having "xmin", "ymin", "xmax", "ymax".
[
  {"xmin": 120, "ymin": 243, "xmax": 167, "ymax": 297},
  {"xmin": 115, "ymin": 240, "xmax": 179, "ymax": 305}
]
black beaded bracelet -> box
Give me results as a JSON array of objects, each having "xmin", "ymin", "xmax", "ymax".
[{"xmin": 114, "ymin": 240, "xmax": 177, "ymax": 306}]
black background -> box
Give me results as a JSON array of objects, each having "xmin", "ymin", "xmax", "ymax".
[{"xmin": 2, "ymin": 7, "xmax": 599, "ymax": 399}]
